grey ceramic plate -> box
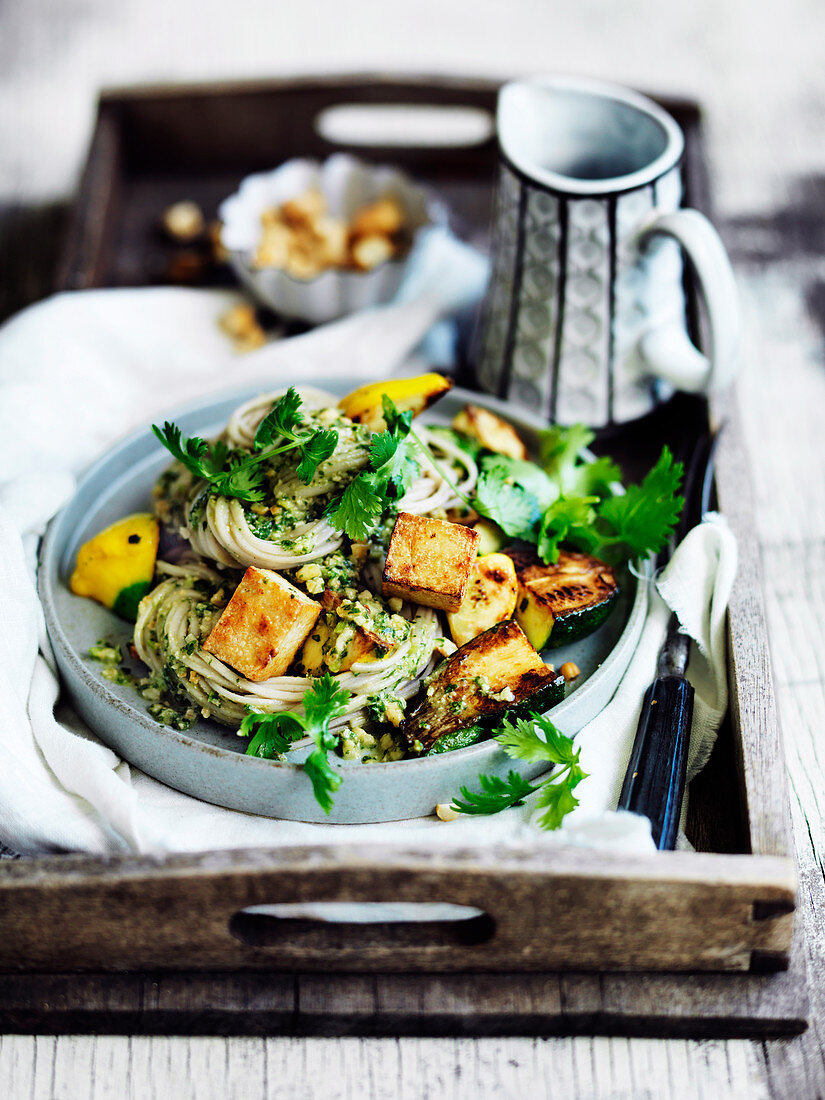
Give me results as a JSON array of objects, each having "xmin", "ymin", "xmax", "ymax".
[{"xmin": 39, "ymin": 381, "xmax": 648, "ymax": 824}]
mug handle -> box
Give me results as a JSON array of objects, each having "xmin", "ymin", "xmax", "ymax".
[{"xmin": 633, "ymin": 208, "xmax": 740, "ymax": 393}]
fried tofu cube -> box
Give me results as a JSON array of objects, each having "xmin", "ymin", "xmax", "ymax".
[
  {"xmin": 203, "ymin": 567, "xmax": 321, "ymax": 681},
  {"xmin": 382, "ymin": 512, "xmax": 479, "ymax": 612}
]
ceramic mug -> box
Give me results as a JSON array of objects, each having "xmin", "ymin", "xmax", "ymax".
[{"xmin": 473, "ymin": 75, "xmax": 740, "ymax": 427}]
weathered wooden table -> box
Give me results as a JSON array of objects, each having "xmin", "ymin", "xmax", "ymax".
[{"xmin": 2, "ymin": 0, "xmax": 825, "ymax": 1096}]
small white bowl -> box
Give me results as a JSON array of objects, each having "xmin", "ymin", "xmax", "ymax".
[{"xmin": 219, "ymin": 154, "xmax": 440, "ymax": 324}]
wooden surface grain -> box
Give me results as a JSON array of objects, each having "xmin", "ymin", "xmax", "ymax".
[{"xmin": 4, "ymin": 0, "xmax": 825, "ymax": 1095}]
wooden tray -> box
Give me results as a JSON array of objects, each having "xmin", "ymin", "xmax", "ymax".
[{"xmin": 0, "ymin": 74, "xmax": 806, "ymax": 1036}]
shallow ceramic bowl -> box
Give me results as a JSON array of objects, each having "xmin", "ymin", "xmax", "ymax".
[
  {"xmin": 218, "ymin": 154, "xmax": 440, "ymax": 324},
  {"xmin": 39, "ymin": 382, "xmax": 648, "ymax": 824}
]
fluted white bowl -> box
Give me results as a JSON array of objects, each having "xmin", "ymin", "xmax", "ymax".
[{"xmin": 219, "ymin": 154, "xmax": 441, "ymax": 324}]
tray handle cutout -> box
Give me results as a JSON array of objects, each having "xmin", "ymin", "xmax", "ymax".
[
  {"xmin": 314, "ymin": 103, "xmax": 494, "ymax": 148},
  {"xmin": 229, "ymin": 902, "xmax": 495, "ymax": 951}
]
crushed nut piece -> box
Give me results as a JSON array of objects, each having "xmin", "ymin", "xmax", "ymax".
[
  {"xmin": 436, "ymin": 803, "xmax": 460, "ymax": 822},
  {"xmin": 560, "ymin": 661, "xmax": 581, "ymax": 682},
  {"xmin": 219, "ymin": 304, "xmax": 267, "ymax": 354},
  {"xmin": 162, "ymin": 201, "xmax": 205, "ymax": 242}
]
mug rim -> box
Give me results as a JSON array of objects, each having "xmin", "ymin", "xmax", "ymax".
[{"xmin": 497, "ymin": 74, "xmax": 685, "ymax": 198}]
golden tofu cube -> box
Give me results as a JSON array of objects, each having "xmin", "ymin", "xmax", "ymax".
[
  {"xmin": 382, "ymin": 512, "xmax": 479, "ymax": 612},
  {"xmin": 204, "ymin": 567, "xmax": 321, "ymax": 681}
]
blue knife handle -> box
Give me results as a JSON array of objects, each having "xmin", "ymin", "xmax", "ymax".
[{"xmin": 617, "ymin": 675, "xmax": 694, "ymax": 850}]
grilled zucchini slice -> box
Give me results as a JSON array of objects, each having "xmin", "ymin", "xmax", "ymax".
[
  {"xmin": 402, "ymin": 620, "xmax": 564, "ymax": 753},
  {"xmin": 446, "ymin": 553, "xmax": 518, "ymax": 646},
  {"xmin": 451, "ymin": 403, "xmax": 528, "ymax": 460},
  {"xmin": 513, "ymin": 549, "xmax": 619, "ymax": 650}
]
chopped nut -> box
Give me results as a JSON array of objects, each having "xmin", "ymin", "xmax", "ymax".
[
  {"xmin": 162, "ymin": 201, "xmax": 205, "ymax": 242},
  {"xmin": 436, "ymin": 803, "xmax": 460, "ymax": 822},
  {"xmin": 349, "ymin": 196, "xmax": 405, "ymax": 238},
  {"xmin": 249, "ymin": 187, "xmax": 409, "ymax": 276},
  {"xmin": 208, "ymin": 220, "xmax": 228, "ymax": 263},
  {"xmin": 350, "ymin": 233, "xmax": 394, "ymax": 271},
  {"xmin": 560, "ymin": 661, "xmax": 580, "ymax": 682},
  {"xmin": 219, "ymin": 304, "xmax": 267, "ymax": 354}
]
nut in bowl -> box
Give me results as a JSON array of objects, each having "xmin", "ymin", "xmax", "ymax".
[{"xmin": 218, "ymin": 154, "xmax": 440, "ymax": 324}]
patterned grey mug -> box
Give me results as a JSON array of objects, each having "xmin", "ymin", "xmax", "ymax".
[{"xmin": 474, "ymin": 76, "xmax": 740, "ymax": 426}]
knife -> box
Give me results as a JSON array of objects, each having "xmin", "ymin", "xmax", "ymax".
[{"xmin": 616, "ymin": 429, "xmax": 719, "ymax": 850}]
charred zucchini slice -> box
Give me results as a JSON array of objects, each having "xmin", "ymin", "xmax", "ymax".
[
  {"xmin": 513, "ymin": 549, "xmax": 619, "ymax": 650},
  {"xmin": 402, "ymin": 620, "xmax": 565, "ymax": 753},
  {"xmin": 428, "ymin": 724, "xmax": 486, "ymax": 755}
]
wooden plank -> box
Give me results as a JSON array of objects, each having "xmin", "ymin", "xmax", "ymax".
[
  {"xmin": 0, "ymin": 846, "xmax": 795, "ymax": 974},
  {"xmin": 53, "ymin": 101, "xmax": 124, "ymax": 293},
  {"xmin": 0, "ymin": 953, "xmax": 806, "ymax": 1038},
  {"xmin": 711, "ymin": 390, "xmax": 794, "ymax": 860}
]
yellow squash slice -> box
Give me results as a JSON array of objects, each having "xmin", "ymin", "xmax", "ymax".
[
  {"xmin": 69, "ymin": 513, "xmax": 159, "ymax": 622},
  {"xmin": 446, "ymin": 553, "xmax": 518, "ymax": 646},
  {"xmin": 338, "ymin": 373, "xmax": 453, "ymax": 432}
]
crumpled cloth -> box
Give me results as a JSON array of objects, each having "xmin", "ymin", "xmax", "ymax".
[{"xmin": 0, "ymin": 280, "xmax": 736, "ymax": 856}]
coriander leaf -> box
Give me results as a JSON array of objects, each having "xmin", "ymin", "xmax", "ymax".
[
  {"xmin": 240, "ymin": 673, "xmax": 351, "ymax": 814},
  {"xmin": 538, "ymin": 424, "xmax": 595, "ymax": 480},
  {"xmin": 370, "ymin": 431, "xmax": 419, "ymax": 498},
  {"xmin": 303, "ymin": 747, "xmax": 343, "ymax": 814},
  {"xmin": 562, "ymin": 454, "xmax": 622, "ymax": 500},
  {"xmin": 495, "ymin": 712, "xmax": 583, "ymax": 768},
  {"xmin": 475, "ymin": 465, "xmax": 540, "ymax": 539},
  {"xmin": 302, "ymin": 672, "xmax": 350, "ymax": 729},
  {"xmin": 381, "ymin": 394, "xmax": 413, "ymax": 439},
  {"xmin": 481, "ymin": 454, "xmax": 558, "ymax": 509},
  {"xmin": 534, "ymin": 779, "xmax": 582, "ymax": 831},
  {"xmin": 594, "ymin": 446, "xmax": 684, "ymax": 561},
  {"xmin": 240, "ymin": 712, "xmax": 305, "ymax": 758},
  {"xmin": 301, "ymin": 673, "xmax": 350, "ymax": 815},
  {"xmin": 254, "ymin": 387, "xmax": 304, "ymax": 449},
  {"xmin": 452, "ymin": 769, "xmax": 537, "ymax": 815},
  {"xmin": 536, "ymin": 495, "xmax": 600, "ymax": 563},
  {"xmin": 325, "ymin": 473, "xmax": 387, "ymax": 541},
  {"xmin": 295, "ymin": 428, "xmax": 338, "ymax": 484},
  {"xmin": 152, "ymin": 422, "xmax": 220, "ymax": 482},
  {"xmin": 212, "ymin": 459, "xmax": 268, "ymax": 503},
  {"xmin": 451, "ymin": 712, "xmax": 587, "ymax": 831},
  {"xmin": 325, "ymin": 396, "xmax": 421, "ymax": 539}
]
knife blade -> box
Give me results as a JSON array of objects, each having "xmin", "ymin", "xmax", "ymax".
[{"xmin": 616, "ymin": 428, "xmax": 719, "ymax": 850}]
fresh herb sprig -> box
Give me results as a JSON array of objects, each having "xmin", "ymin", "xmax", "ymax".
[
  {"xmin": 473, "ymin": 425, "xmax": 684, "ymax": 566},
  {"xmin": 240, "ymin": 673, "xmax": 351, "ymax": 814},
  {"xmin": 325, "ymin": 396, "xmax": 420, "ymax": 540},
  {"xmin": 152, "ymin": 387, "xmax": 338, "ymax": 504},
  {"xmin": 452, "ymin": 712, "xmax": 587, "ymax": 830}
]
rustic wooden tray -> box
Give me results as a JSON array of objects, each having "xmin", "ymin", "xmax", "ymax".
[{"xmin": 0, "ymin": 74, "xmax": 806, "ymax": 1036}]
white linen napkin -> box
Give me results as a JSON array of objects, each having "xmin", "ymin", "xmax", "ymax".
[{"xmin": 0, "ymin": 286, "xmax": 736, "ymax": 856}]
